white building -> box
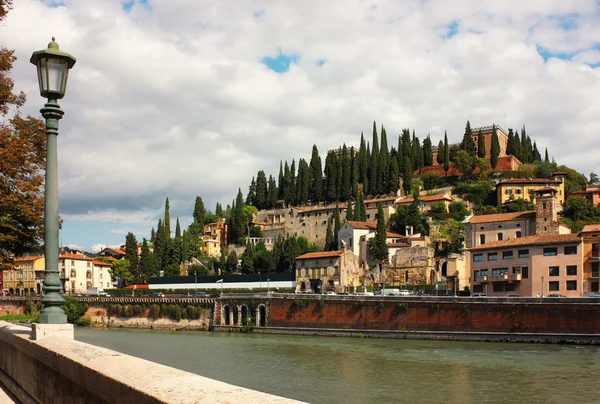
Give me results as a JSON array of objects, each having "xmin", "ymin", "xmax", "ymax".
[{"xmin": 59, "ymin": 253, "xmax": 113, "ymax": 293}]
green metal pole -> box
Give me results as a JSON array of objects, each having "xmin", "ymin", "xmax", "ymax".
[{"xmin": 38, "ymin": 99, "xmax": 67, "ymax": 324}]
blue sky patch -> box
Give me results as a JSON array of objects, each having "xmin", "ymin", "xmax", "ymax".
[
  {"xmin": 261, "ymin": 52, "xmax": 299, "ymax": 73},
  {"xmin": 446, "ymin": 20, "xmax": 458, "ymax": 38},
  {"xmin": 253, "ymin": 10, "xmax": 264, "ymax": 18},
  {"xmin": 43, "ymin": 0, "xmax": 65, "ymax": 7},
  {"xmin": 536, "ymin": 45, "xmax": 574, "ymax": 62},
  {"xmin": 316, "ymin": 59, "xmax": 325, "ymax": 67},
  {"xmin": 122, "ymin": 0, "xmax": 149, "ymax": 12}
]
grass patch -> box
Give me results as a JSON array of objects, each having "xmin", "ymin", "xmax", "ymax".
[{"xmin": 0, "ymin": 313, "xmax": 38, "ymax": 323}]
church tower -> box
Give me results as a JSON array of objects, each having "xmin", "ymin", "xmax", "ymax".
[{"xmin": 535, "ymin": 188, "xmax": 559, "ymax": 235}]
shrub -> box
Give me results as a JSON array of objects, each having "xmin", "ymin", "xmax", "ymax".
[
  {"xmin": 61, "ymin": 295, "xmax": 88, "ymax": 324},
  {"xmin": 148, "ymin": 304, "xmax": 160, "ymax": 319},
  {"xmin": 75, "ymin": 316, "xmax": 92, "ymax": 327}
]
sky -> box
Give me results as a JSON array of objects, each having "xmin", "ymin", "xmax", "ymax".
[{"xmin": 3, "ymin": 0, "xmax": 600, "ymax": 253}]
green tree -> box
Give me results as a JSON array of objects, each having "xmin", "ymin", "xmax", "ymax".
[
  {"xmin": 333, "ymin": 205, "xmax": 341, "ymax": 249},
  {"xmin": 309, "ymin": 145, "xmax": 323, "ymax": 203},
  {"xmin": 124, "ymin": 232, "xmax": 139, "ymax": 282},
  {"xmin": 354, "ymin": 192, "xmax": 367, "ymax": 221},
  {"xmin": 369, "ymin": 203, "xmax": 388, "ymax": 264},
  {"xmin": 448, "ymin": 201, "xmax": 470, "ymax": 221},
  {"xmin": 267, "ymin": 175, "xmax": 278, "ymax": 208},
  {"xmin": 477, "ymin": 129, "xmax": 486, "ymax": 158},
  {"xmin": 544, "ymin": 148, "xmax": 550, "ymax": 163},
  {"xmin": 369, "ymin": 122, "xmax": 380, "ymax": 196},
  {"xmin": 109, "ymin": 259, "xmax": 133, "ymax": 287},
  {"xmin": 215, "ymin": 202, "xmax": 223, "ymax": 217},
  {"xmin": 453, "ymin": 150, "xmax": 477, "ymax": 178},
  {"xmin": 358, "ymin": 133, "xmax": 368, "ymax": 193},
  {"xmin": 443, "ymin": 132, "xmax": 450, "ymax": 176},
  {"xmin": 192, "ymin": 196, "xmax": 206, "ymax": 229},
  {"xmin": 246, "ymin": 176, "xmax": 256, "ymax": 206},
  {"xmin": 170, "ymin": 218, "xmax": 182, "ymax": 266},
  {"xmin": 412, "ymin": 135, "xmax": 424, "ymax": 173},
  {"xmin": 436, "ymin": 140, "xmax": 444, "ymax": 165},
  {"xmin": 421, "ymin": 173, "xmax": 447, "ymax": 190},
  {"xmin": 350, "ymin": 147, "xmax": 359, "ymax": 199},
  {"xmin": 139, "ymin": 238, "xmax": 157, "ymax": 282},
  {"xmin": 164, "ymin": 198, "xmax": 171, "ymax": 239},
  {"xmin": 225, "ymin": 250, "xmax": 238, "ymax": 274},
  {"xmin": 255, "ymin": 170, "xmax": 268, "ymax": 210},
  {"xmin": 378, "ymin": 126, "xmax": 390, "ymax": 194},
  {"xmin": 532, "ymin": 142, "xmax": 541, "ymax": 162},
  {"xmin": 590, "ymin": 172, "xmax": 599, "ymax": 185},
  {"xmin": 452, "ymin": 180, "xmax": 495, "ymax": 214},
  {"xmin": 277, "ymin": 161, "xmax": 284, "ymax": 200},
  {"xmin": 340, "ymin": 144, "xmax": 351, "ymax": 201},
  {"xmin": 346, "ymin": 199, "xmax": 353, "ymax": 221},
  {"xmin": 490, "ymin": 125, "xmax": 500, "ymax": 169},
  {"xmin": 388, "ymin": 156, "xmax": 399, "ymax": 193},
  {"xmin": 296, "ymin": 158, "xmax": 310, "ymax": 205},
  {"xmin": 506, "ymin": 128, "xmax": 515, "ymax": 157},
  {"xmin": 325, "ymin": 220, "xmax": 334, "ymax": 251},
  {"xmin": 461, "ymin": 120, "xmax": 475, "ymax": 156}
]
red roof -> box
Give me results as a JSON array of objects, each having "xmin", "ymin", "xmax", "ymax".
[
  {"xmin": 581, "ymin": 224, "xmax": 600, "ymax": 233},
  {"xmin": 395, "ymin": 195, "xmax": 452, "ymax": 204},
  {"xmin": 14, "ymin": 255, "xmax": 43, "ymax": 262},
  {"xmin": 59, "ymin": 253, "xmax": 93, "ymax": 261},
  {"xmin": 468, "ymin": 211, "xmax": 535, "ymax": 224},
  {"xmin": 387, "ymin": 242, "xmax": 411, "ymax": 248},
  {"xmin": 498, "ymin": 178, "xmax": 560, "ymax": 185},
  {"xmin": 345, "ymin": 221, "xmax": 377, "ymax": 230},
  {"xmin": 468, "ymin": 233, "xmax": 580, "ymax": 251},
  {"xmin": 364, "ymin": 196, "xmax": 397, "ymax": 204},
  {"xmin": 296, "ymin": 251, "xmax": 344, "ymax": 260},
  {"xmin": 92, "ymin": 260, "xmax": 111, "ymax": 266},
  {"xmin": 106, "ymin": 247, "xmax": 126, "ymax": 255},
  {"xmin": 386, "ymin": 232, "xmax": 406, "ymax": 238}
]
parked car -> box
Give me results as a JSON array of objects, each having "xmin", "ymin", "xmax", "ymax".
[
  {"xmin": 324, "ymin": 291, "xmax": 336, "ymax": 295},
  {"xmin": 584, "ymin": 292, "xmax": 600, "ymax": 297},
  {"xmin": 471, "ymin": 293, "xmax": 487, "ymax": 297},
  {"xmin": 546, "ymin": 294, "xmax": 565, "ymax": 298},
  {"xmin": 149, "ymin": 292, "xmax": 165, "ymax": 298},
  {"xmin": 194, "ymin": 291, "xmax": 209, "ymax": 297}
]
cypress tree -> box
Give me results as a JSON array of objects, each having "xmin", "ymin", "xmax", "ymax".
[
  {"xmin": 164, "ymin": 198, "xmax": 171, "ymax": 239},
  {"xmin": 506, "ymin": 129, "xmax": 515, "ymax": 156},
  {"xmin": 309, "ymin": 145, "xmax": 323, "ymax": 203},
  {"xmin": 268, "ymin": 175, "xmax": 278, "ymax": 208},
  {"xmin": 350, "ymin": 147, "xmax": 358, "ymax": 199},
  {"xmin": 255, "ymin": 170, "xmax": 268, "ymax": 210},
  {"xmin": 325, "ymin": 219, "xmax": 333, "ymax": 251},
  {"xmin": 336, "ymin": 147, "xmax": 343, "ymax": 200},
  {"xmin": 193, "ymin": 196, "xmax": 206, "ymax": 229},
  {"xmin": 443, "ymin": 131, "xmax": 449, "ymax": 176},
  {"xmin": 333, "ymin": 204, "xmax": 341, "ymax": 249},
  {"xmin": 520, "ymin": 129, "xmax": 529, "ymax": 163},
  {"xmin": 461, "ymin": 120, "xmax": 475, "ymax": 156},
  {"xmin": 412, "ymin": 136, "xmax": 424, "ymax": 172},
  {"xmin": 358, "ymin": 132, "xmax": 368, "ymax": 185},
  {"xmin": 246, "ymin": 177, "xmax": 256, "ymax": 206},
  {"xmin": 346, "ymin": 199, "xmax": 353, "ymax": 221},
  {"xmin": 354, "ymin": 192, "xmax": 367, "ymax": 221},
  {"xmin": 290, "ymin": 159, "xmax": 297, "ymax": 204},
  {"xmin": 277, "ymin": 161, "xmax": 284, "ymax": 200},
  {"xmin": 231, "ymin": 188, "xmax": 245, "ymax": 243},
  {"xmin": 389, "ymin": 156, "xmax": 399, "ymax": 193},
  {"xmin": 283, "ymin": 162, "xmax": 292, "ymax": 206},
  {"xmin": 477, "ymin": 129, "xmax": 486, "ymax": 158},
  {"xmin": 125, "ymin": 232, "xmax": 139, "ymax": 282},
  {"xmin": 544, "ymin": 148, "xmax": 549, "ymax": 163},
  {"xmin": 369, "ymin": 203, "xmax": 388, "ymax": 264},
  {"xmin": 436, "ymin": 140, "xmax": 444, "ymax": 164},
  {"xmin": 490, "ymin": 124, "xmax": 500, "ymax": 169},
  {"xmin": 296, "ymin": 158, "xmax": 310, "ymax": 205},
  {"xmin": 170, "ymin": 218, "xmax": 182, "ymax": 266},
  {"xmin": 341, "ymin": 144, "xmax": 351, "ymax": 201},
  {"xmin": 364, "ymin": 142, "xmax": 370, "ymax": 195},
  {"xmin": 154, "ymin": 219, "xmax": 164, "ymax": 270},
  {"xmin": 397, "ymin": 134, "xmax": 403, "ymax": 172},
  {"xmin": 513, "ymin": 130, "xmax": 522, "ymax": 162},
  {"xmin": 532, "ymin": 142, "xmax": 541, "ymax": 162},
  {"xmin": 369, "ymin": 122, "xmax": 379, "ymax": 196},
  {"xmin": 423, "ymin": 135, "xmax": 433, "ymax": 166},
  {"xmin": 324, "ymin": 150, "xmax": 338, "ymax": 202},
  {"xmin": 378, "ymin": 125, "xmax": 390, "ymax": 195}
]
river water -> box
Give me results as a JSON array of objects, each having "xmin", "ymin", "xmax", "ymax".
[{"xmin": 76, "ymin": 328, "xmax": 600, "ymax": 404}]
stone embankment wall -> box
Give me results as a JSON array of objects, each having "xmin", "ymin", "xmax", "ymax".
[{"xmin": 267, "ymin": 295, "xmax": 600, "ymax": 335}]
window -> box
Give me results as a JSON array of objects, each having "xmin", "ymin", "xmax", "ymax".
[
  {"xmin": 488, "ymin": 252, "xmax": 498, "ymax": 261},
  {"xmin": 549, "ymin": 281, "xmax": 559, "ymax": 291},
  {"xmin": 473, "ymin": 285, "xmax": 483, "ymax": 293},
  {"xmin": 543, "ymin": 247, "xmax": 558, "ymax": 256},
  {"xmin": 480, "ymin": 234, "xmax": 486, "ymax": 245},
  {"xmin": 592, "ymin": 282, "xmax": 599, "ymax": 292},
  {"xmin": 549, "ymin": 266, "xmax": 560, "ymax": 276},
  {"xmin": 492, "ymin": 268, "xmax": 508, "ymax": 275},
  {"xmin": 567, "ymin": 266, "xmax": 577, "ymax": 276},
  {"xmin": 516, "ymin": 231, "xmax": 522, "ymax": 238},
  {"xmin": 506, "ymin": 189, "xmax": 512, "ymax": 195},
  {"xmin": 493, "ymin": 283, "xmax": 504, "ymax": 292},
  {"xmin": 473, "ymin": 254, "xmax": 483, "ymax": 262},
  {"xmin": 474, "ymin": 270, "xmax": 479, "ymax": 277},
  {"xmin": 518, "ymin": 249, "xmax": 529, "ymax": 258},
  {"xmin": 480, "ymin": 269, "xmax": 488, "ymax": 276},
  {"xmin": 564, "ymin": 246, "xmax": 577, "ymax": 255},
  {"xmin": 497, "ymin": 233, "xmax": 503, "ymax": 241},
  {"xmin": 503, "ymin": 251, "xmax": 513, "ymax": 260},
  {"xmin": 506, "ymin": 283, "xmax": 516, "ymax": 292},
  {"xmin": 593, "ymin": 262, "xmax": 599, "ymax": 278},
  {"xmin": 543, "ymin": 202, "xmax": 547, "ymax": 209},
  {"xmin": 566, "ymin": 280, "xmax": 577, "ymax": 291}
]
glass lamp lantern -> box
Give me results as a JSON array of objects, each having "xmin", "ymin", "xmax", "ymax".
[{"xmin": 30, "ymin": 37, "xmax": 76, "ymax": 100}]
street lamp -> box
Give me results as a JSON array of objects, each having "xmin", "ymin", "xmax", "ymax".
[
  {"xmin": 541, "ymin": 276, "xmax": 545, "ymax": 298},
  {"xmin": 30, "ymin": 38, "xmax": 76, "ymax": 324},
  {"xmin": 216, "ymin": 279, "xmax": 224, "ymax": 296},
  {"xmin": 267, "ymin": 278, "xmax": 270, "ymax": 294}
]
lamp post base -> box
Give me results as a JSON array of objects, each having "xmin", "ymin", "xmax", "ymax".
[
  {"xmin": 38, "ymin": 306, "xmax": 68, "ymax": 324},
  {"xmin": 31, "ymin": 323, "xmax": 74, "ymax": 341}
]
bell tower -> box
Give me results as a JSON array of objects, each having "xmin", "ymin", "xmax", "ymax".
[{"xmin": 535, "ymin": 188, "xmax": 559, "ymax": 235}]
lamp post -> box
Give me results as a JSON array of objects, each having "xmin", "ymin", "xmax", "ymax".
[
  {"xmin": 267, "ymin": 278, "xmax": 270, "ymax": 294},
  {"xmin": 541, "ymin": 276, "xmax": 545, "ymax": 298},
  {"xmin": 30, "ymin": 38, "xmax": 76, "ymax": 324},
  {"xmin": 216, "ymin": 279, "xmax": 224, "ymax": 296}
]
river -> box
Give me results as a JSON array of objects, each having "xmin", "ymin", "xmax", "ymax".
[{"xmin": 75, "ymin": 328, "xmax": 600, "ymax": 404}]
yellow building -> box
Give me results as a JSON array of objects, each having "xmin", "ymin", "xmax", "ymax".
[
  {"xmin": 3, "ymin": 256, "xmax": 45, "ymax": 296},
  {"xmin": 496, "ymin": 172, "xmax": 566, "ymax": 207},
  {"xmin": 202, "ymin": 218, "xmax": 228, "ymax": 257}
]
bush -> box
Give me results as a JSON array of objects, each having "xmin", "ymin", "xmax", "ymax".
[
  {"xmin": 75, "ymin": 316, "xmax": 92, "ymax": 327},
  {"xmin": 61, "ymin": 295, "xmax": 88, "ymax": 324},
  {"xmin": 148, "ymin": 304, "xmax": 160, "ymax": 319}
]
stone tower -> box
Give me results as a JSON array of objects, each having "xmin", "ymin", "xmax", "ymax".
[{"xmin": 535, "ymin": 188, "xmax": 559, "ymax": 235}]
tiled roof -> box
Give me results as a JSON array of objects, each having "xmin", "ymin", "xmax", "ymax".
[
  {"xmin": 103, "ymin": 247, "xmax": 126, "ymax": 255},
  {"xmin": 469, "ymin": 233, "xmax": 580, "ymax": 251},
  {"xmin": 535, "ymin": 187, "xmax": 558, "ymax": 193},
  {"xmin": 498, "ymin": 178, "xmax": 560, "ymax": 185},
  {"xmin": 14, "ymin": 255, "xmax": 43, "ymax": 262},
  {"xmin": 59, "ymin": 253, "xmax": 93, "ymax": 261},
  {"xmin": 387, "ymin": 242, "xmax": 411, "ymax": 248},
  {"xmin": 92, "ymin": 260, "xmax": 111, "ymax": 266},
  {"xmin": 364, "ymin": 196, "xmax": 397, "ymax": 204},
  {"xmin": 395, "ymin": 195, "xmax": 452, "ymax": 204},
  {"xmin": 581, "ymin": 224, "xmax": 600, "ymax": 233},
  {"xmin": 345, "ymin": 221, "xmax": 377, "ymax": 230},
  {"xmin": 386, "ymin": 232, "xmax": 405, "ymax": 238},
  {"xmin": 467, "ymin": 211, "xmax": 535, "ymax": 224},
  {"xmin": 296, "ymin": 251, "xmax": 344, "ymax": 260}
]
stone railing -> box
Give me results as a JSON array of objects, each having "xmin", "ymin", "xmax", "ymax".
[{"xmin": 0, "ymin": 321, "xmax": 302, "ymax": 403}]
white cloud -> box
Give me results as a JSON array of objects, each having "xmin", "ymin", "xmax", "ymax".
[
  {"xmin": 90, "ymin": 243, "xmax": 107, "ymax": 253},
  {"xmin": 4, "ymin": 0, "xmax": 600, "ymax": 235}
]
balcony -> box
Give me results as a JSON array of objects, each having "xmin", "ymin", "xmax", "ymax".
[
  {"xmin": 509, "ymin": 274, "xmax": 522, "ymax": 281},
  {"xmin": 475, "ymin": 276, "xmax": 487, "ymax": 283},
  {"xmin": 591, "ymin": 251, "xmax": 600, "ymax": 262},
  {"xmin": 488, "ymin": 274, "xmax": 509, "ymax": 282}
]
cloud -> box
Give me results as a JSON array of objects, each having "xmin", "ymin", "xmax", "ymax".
[
  {"xmin": 90, "ymin": 243, "xmax": 107, "ymax": 253},
  {"xmin": 5, "ymin": 0, "xmax": 600, "ymax": 237}
]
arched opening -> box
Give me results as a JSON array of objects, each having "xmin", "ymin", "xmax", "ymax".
[
  {"xmin": 233, "ymin": 306, "xmax": 239, "ymax": 325},
  {"xmin": 258, "ymin": 305, "xmax": 266, "ymax": 327},
  {"xmin": 241, "ymin": 305, "xmax": 248, "ymax": 325},
  {"xmin": 36, "ymin": 283, "xmax": 41, "ymax": 294},
  {"xmin": 223, "ymin": 305, "xmax": 230, "ymax": 325}
]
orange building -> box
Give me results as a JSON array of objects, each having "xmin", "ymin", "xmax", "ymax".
[
  {"xmin": 203, "ymin": 218, "xmax": 228, "ymax": 257},
  {"xmin": 581, "ymin": 224, "xmax": 600, "ymax": 294}
]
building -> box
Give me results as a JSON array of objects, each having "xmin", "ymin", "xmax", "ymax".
[
  {"xmin": 378, "ymin": 246, "xmax": 436, "ymax": 287},
  {"xmin": 581, "ymin": 224, "xmax": 600, "ymax": 294},
  {"xmin": 2, "ymin": 256, "xmax": 45, "ymax": 295},
  {"xmin": 97, "ymin": 247, "xmax": 126, "ymax": 260},
  {"xmin": 567, "ymin": 184, "xmax": 600, "ymax": 206},
  {"xmin": 496, "ymin": 172, "xmax": 566, "ymax": 207},
  {"xmin": 395, "ymin": 194, "xmax": 453, "ymax": 214},
  {"xmin": 202, "ymin": 218, "xmax": 228, "ymax": 257},
  {"xmin": 285, "ymin": 204, "xmax": 347, "ymax": 249},
  {"xmin": 467, "ymin": 189, "xmax": 583, "ymax": 297},
  {"xmin": 364, "ymin": 196, "xmax": 397, "ymax": 223},
  {"xmin": 92, "ymin": 260, "xmax": 114, "ymax": 290},
  {"xmin": 431, "ymin": 125, "xmax": 510, "ymax": 163},
  {"xmin": 59, "ymin": 253, "xmax": 95, "ymax": 294},
  {"xmin": 294, "ymin": 247, "xmax": 360, "ymax": 293}
]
